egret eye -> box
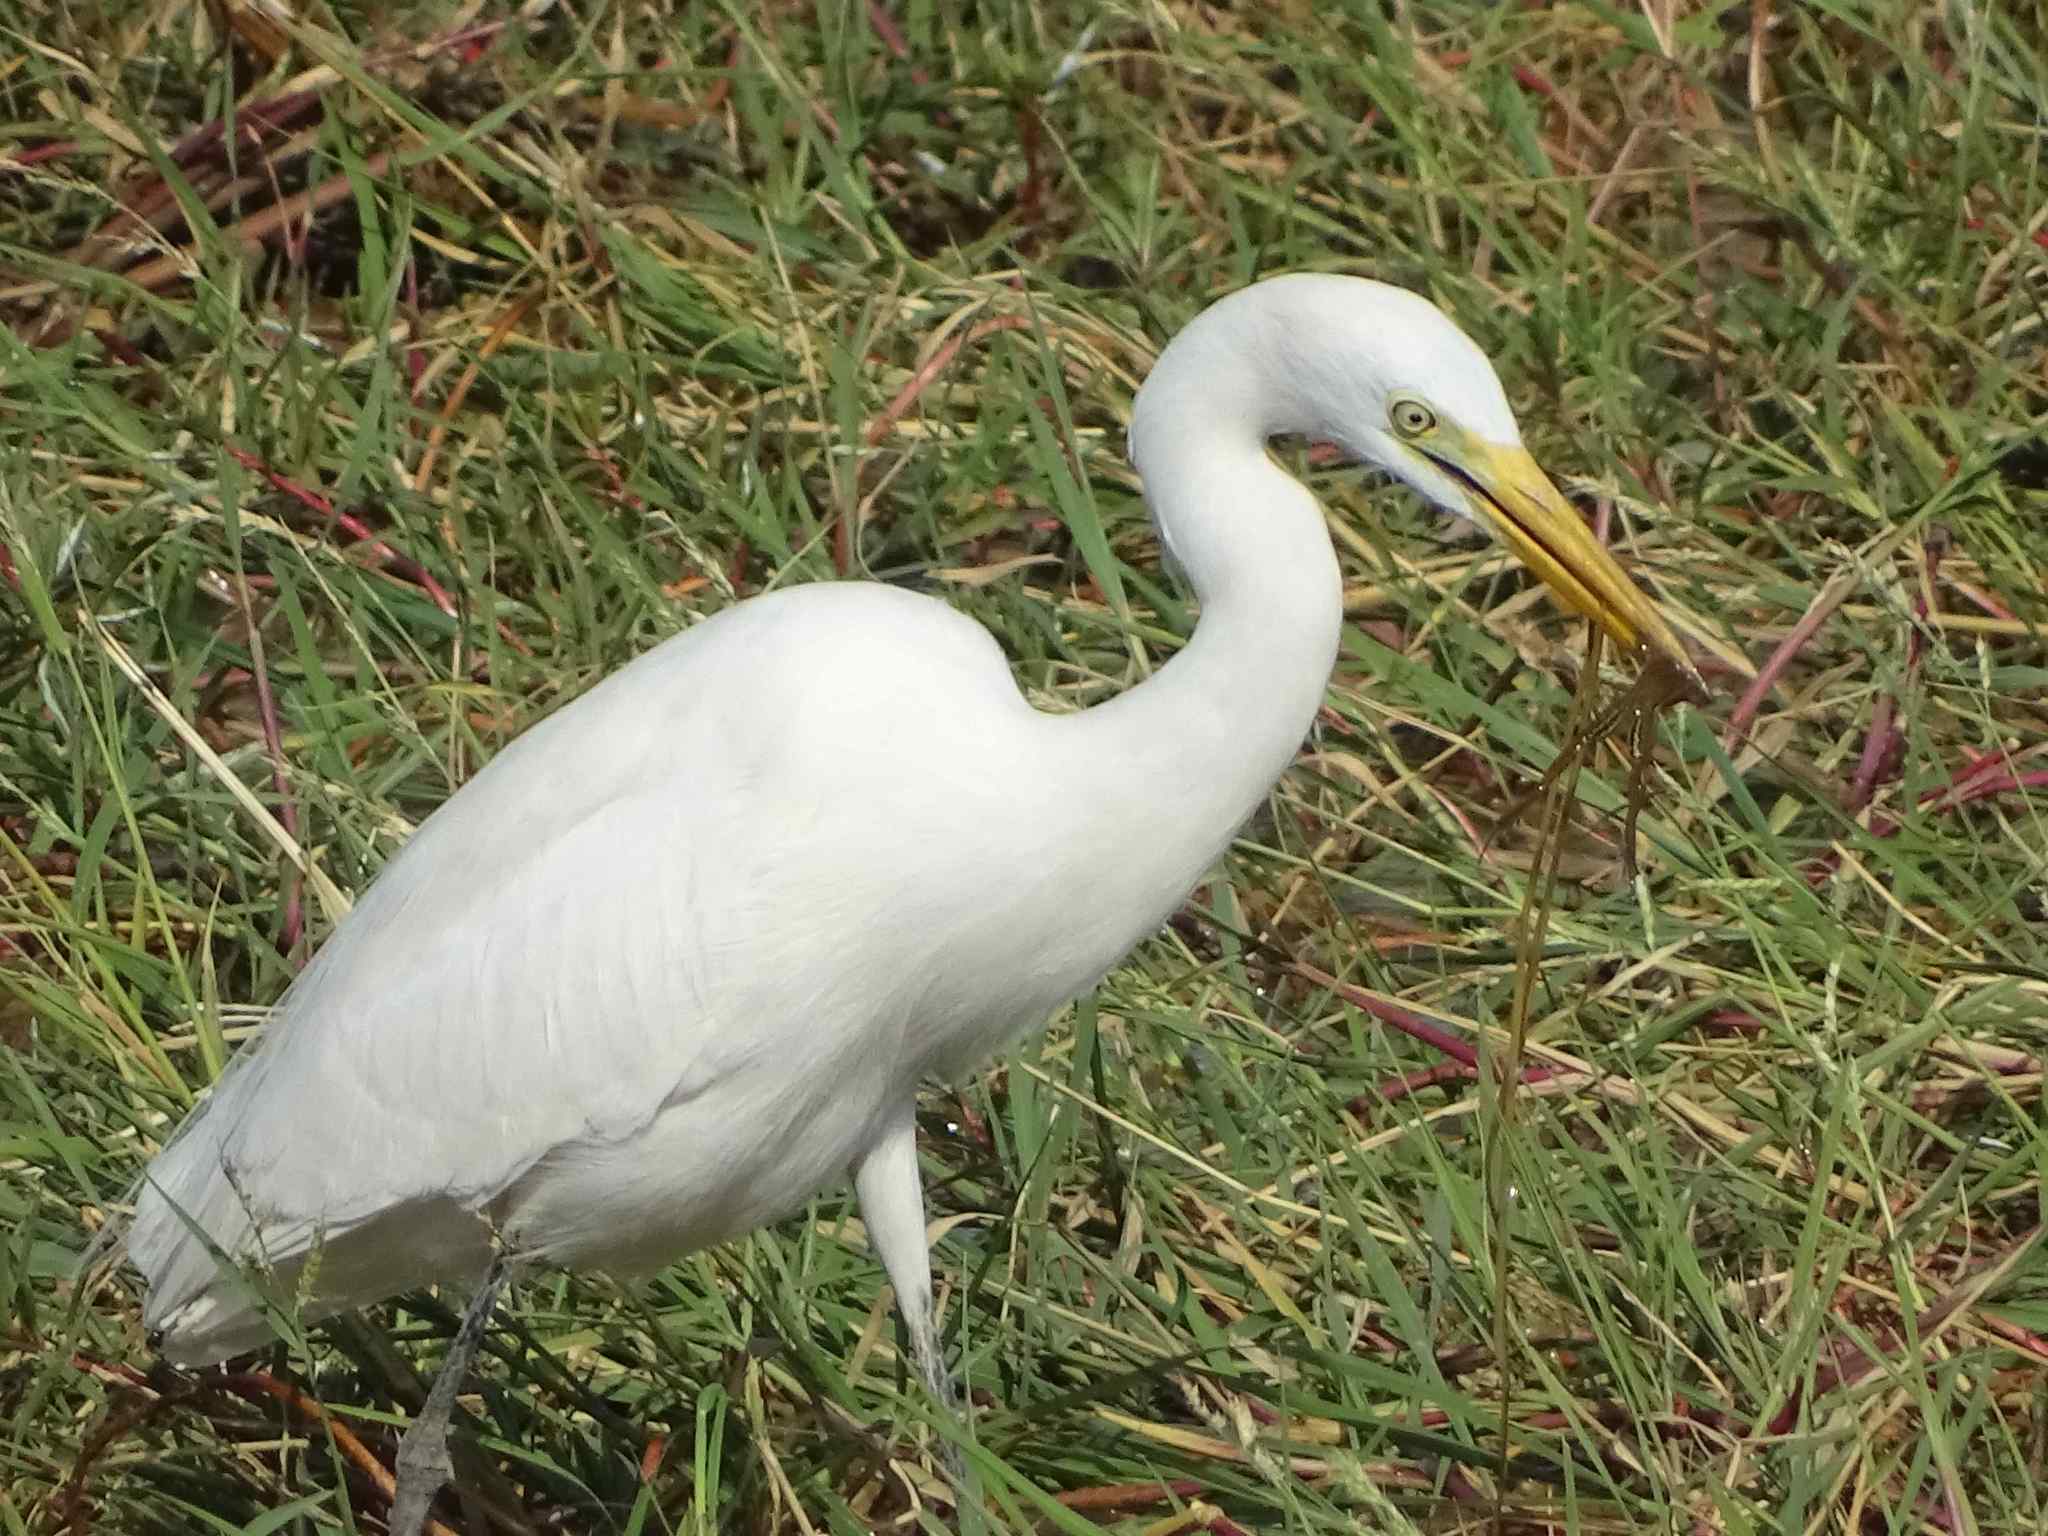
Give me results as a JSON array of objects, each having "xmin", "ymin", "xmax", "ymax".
[{"xmin": 1390, "ymin": 398, "xmax": 1438, "ymax": 438}]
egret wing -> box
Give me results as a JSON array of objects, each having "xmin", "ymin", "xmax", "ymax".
[{"xmin": 125, "ymin": 586, "xmax": 1029, "ymax": 1358}]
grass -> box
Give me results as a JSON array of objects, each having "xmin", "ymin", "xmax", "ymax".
[{"xmin": 3, "ymin": 1, "xmax": 2046, "ymax": 1531}]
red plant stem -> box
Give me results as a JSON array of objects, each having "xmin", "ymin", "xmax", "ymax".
[
  {"xmin": 865, "ymin": 2, "xmax": 914, "ymax": 64},
  {"xmin": 68, "ymin": 91, "xmax": 322, "ymax": 273},
  {"xmin": 1809, "ymin": 752, "xmax": 2048, "ymax": 886},
  {"xmin": 70, "ymin": 173, "xmax": 205, "ymax": 270},
  {"xmin": 1442, "ymin": 1463, "xmax": 1490, "ymax": 1503},
  {"xmin": 224, "ymin": 446, "xmax": 458, "ymax": 617},
  {"xmin": 1422, "ymin": 782, "xmax": 1487, "ymax": 859},
  {"xmin": 51, "ymin": 1368, "xmax": 173, "ymax": 1536},
  {"xmin": 4, "ymin": 139, "xmax": 81, "ymax": 167},
  {"xmin": 864, "ymin": 315, "xmax": 1035, "ymax": 452},
  {"xmin": 117, "ymin": 154, "xmax": 390, "ymax": 294},
  {"xmin": 1365, "ymin": 1056, "xmax": 1570, "ymax": 1110},
  {"xmin": 92, "ymin": 329, "xmax": 151, "ymax": 367},
  {"xmin": 1761, "ymin": 1229, "xmax": 2042, "ymax": 1436},
  {"xmin": 1158, "ymin": 1517, "xmax": 1251, "ymax": 1536},
  {"xmin": 1724, "ymin": 573, "xmax": 1855, "ymax": 750},
  {"xmin": 1283, "ymin": 961, "xmax": 1581, "ymax": 1110},
  {"xmin": 1016, "ymin": 99, "xmax": 1046, "ymax": 243},
  {"xmin": 1847, "ymin": 690, "xmax": 1899, "ymax": 813},
  {"xmin": 1371, "ymin": 1061, "xmax": 1472, "ymax": 1105},
  {"xmin": 1926, "ymin": 766, "xmax": 2048, "ymax": 812},
  {"xmin": 233, "ymin": 577, "xmax": 303, "ymax": 957},
  {"xmin": 860, "ymin": 4, "xmax": 962, "ymax": 128},
  {"xmin": 1291, "ymin": 960, "xmax": 1481, "ymax": 1068},
  {"xmin": 431, "ymin": 19, "xmax": 513, "ymax": 62},
  {"xmin": 1297, "ymin": 959, "xmax": 1570, "ymax": 1095},
  {"xmin": 1848, "ymin": 535, "xmax": 1944, "ymax": 813},
  {"xmin": 1941, "ymin": 575, "xmax": 2016, "ymax": 621},
  {"xmin": 70, "ymin": 1352, "xmax": 152, "ymax": 1389},
  {"xmin": 1979, "ymin": 1313, "xmax": 2048, "ymax": 1364}
]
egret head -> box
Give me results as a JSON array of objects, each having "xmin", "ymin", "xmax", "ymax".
[{"xmin": 1229, "ymin": 275, "xmax": 1704, "ymax": 694}]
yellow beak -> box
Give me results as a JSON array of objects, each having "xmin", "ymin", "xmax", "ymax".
[{"xmin": 1429, "ymin": 439, "xmax": 1704, "ymax": 698}]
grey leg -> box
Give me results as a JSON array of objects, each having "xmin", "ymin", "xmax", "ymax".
[
  {"xmin": 391, "ymin": 1257, "xmax": 510, "ymax": 1536},
  {"xmin": 853, "ymin": 1107, "xmax": 979, "ymax": 1515}
]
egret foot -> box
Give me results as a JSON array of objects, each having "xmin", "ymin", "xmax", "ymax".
[
  {"xmin": 390, "ymin": 1257, "xmax": 510, "ymax": 1536},
  {"xmin": 905, "ymin": 1303, "xmax": 983, "ymax": 1530}
]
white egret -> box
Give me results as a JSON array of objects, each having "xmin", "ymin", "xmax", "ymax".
[{"xmin": 117, "ymin": 274, "xmax": 1699, "ymax": 1528}]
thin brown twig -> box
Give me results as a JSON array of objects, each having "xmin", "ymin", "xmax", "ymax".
[
  {"xmin": 167, "ymin": 88, "xmax": 324, "ymax": 173},
  {"xmin": 67, "ymin": 165, "xmax": 234, "ymax": 274},
  {"xmin": 60, "ymin": 91, "xmax": 322, "ymax": 278},
  {"xmin": 216, "ymin": 1371, "xmax": 462, "ymax": 1536},
  {"xmin": 863, "ymin": 314, "xmax": 1035, "ymax": 449},
  {"xmin": 414, "ymin": 291, "xmax": 542, "ymax": 496},
  {"xmin": 53, "ymin": 1359, "xmax": 174, "ymax": 1536},
  {"xmin": 1055, "ymin": 1477, "xmax": 1207, "ymax": 1512},
  {"xmin": 117, "ymin": 153, "xmax": 391, "ymax": 293},
  {"xmin": 835, "ymin": 313, "xmax": 1035, "ymax": 573}
]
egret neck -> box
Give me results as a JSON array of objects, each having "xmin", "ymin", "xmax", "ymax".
[{"xmin": 1062, "ymin": 296, "xmax": 1345, "ymax": 937}]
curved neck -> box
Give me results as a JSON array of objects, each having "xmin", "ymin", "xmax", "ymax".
[{"xmin": 1058, "ymin": 290, "xmax": 1345, "ymax": 923}]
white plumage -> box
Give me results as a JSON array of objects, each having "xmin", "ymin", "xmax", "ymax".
[{"xmin": 121, "ymin": 274, "xmax": 1695, "ymax": 1401}]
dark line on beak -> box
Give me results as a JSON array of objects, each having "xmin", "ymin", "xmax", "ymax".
[{"xmin": 1421, "ymin": 447, "xmax": 1600, "ymax": 610}]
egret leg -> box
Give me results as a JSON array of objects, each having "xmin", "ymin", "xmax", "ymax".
[
  {"xmin": 853, "ymin": 1110, "xmax": 978, "ymax": 1513},
  {"xmin": 391, "ymin": 1256, "xmax": 510, "ymax": 1536}
]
